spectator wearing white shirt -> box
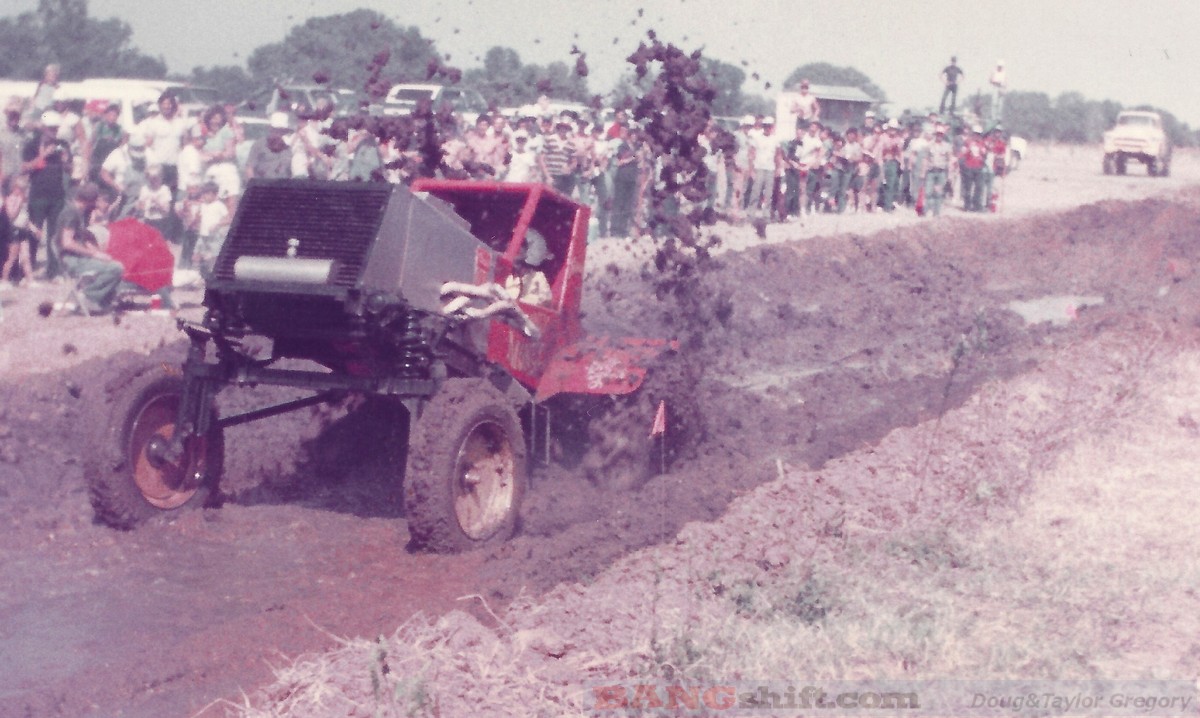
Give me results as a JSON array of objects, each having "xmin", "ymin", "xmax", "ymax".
[
  {"xmin": 989, "ymin": 61, "xmax": 1007, "ymax": 120},
  {"xmin": 138, "ymin": 92, "xmax": 190, "ymax": 196}
]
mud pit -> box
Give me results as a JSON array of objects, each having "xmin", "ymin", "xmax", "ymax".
[{"xmin": 2, "ymin": 149, "xmax": 1200, "ymax": 716}]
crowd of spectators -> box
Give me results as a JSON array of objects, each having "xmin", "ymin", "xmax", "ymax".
[{"xmin": 0, "ymin": 65, "xmax": 1013, "ymax": 313}]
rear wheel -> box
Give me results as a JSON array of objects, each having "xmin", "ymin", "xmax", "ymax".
[
  {"xmin": 1102, "ymin": 153, "xmax": 1114, "ymax": 175},
  {"xmin": 580, "ymin": 353, "xmax": 703, "ymax": 491},
  {"xmin": 1115, "ymin": 156, "xmax": 1127, "ymax": 175},
  {"xmin": 404, "ymin": 379, "xmax": 526, "ymax": 552},
  {"xmin": 85, "ymin": 364, "xmax": 223, "ymax": 529}
]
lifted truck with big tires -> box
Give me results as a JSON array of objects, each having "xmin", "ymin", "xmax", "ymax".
[
  {"xmin": 84, "ymin": 179, "xmax": 697, "ymax": 552},
  {"xmin": 1102, "ymin": 110, "xmax": 1171, "ymax": 177}
]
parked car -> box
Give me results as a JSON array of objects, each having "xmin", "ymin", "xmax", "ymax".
[
  {"xmin": 244, "ymin": 85, "xmax": 361, "ymax": 118},
  {"xmin": 376, "ymin": 83, "xmax": 488, "ymax": 123}
]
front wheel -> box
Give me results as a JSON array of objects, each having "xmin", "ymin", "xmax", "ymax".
[
  {"xmin": 404, "ymin": 379, "xmax": 526, "ymax": 552},
  {"xmin": 85, "ymin": 364, "xmax": 223, "ymax": 529},
  {"xmin": 1102, "ymin": 153, "xmax": 1114, "ymax": 175}
]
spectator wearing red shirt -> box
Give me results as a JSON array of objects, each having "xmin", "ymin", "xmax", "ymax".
[
  {"xmin": 959, "ymin": 126, "xmax": 988, "ymax": 212},
  {"xmin": 877, "ymin": 120, "xmax": 905, "ymax": 212}
]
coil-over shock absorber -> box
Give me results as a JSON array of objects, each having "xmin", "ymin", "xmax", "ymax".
[{"xmin": 392, "ymin": 311, "xmax": 432, "ymax": 377}]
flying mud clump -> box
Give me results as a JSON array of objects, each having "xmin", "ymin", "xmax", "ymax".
[{"xmin": 626, "ymin": 31, "xmax": 733, "ymax": 348}]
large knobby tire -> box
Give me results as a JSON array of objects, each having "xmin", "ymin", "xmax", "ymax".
[
  {"xmin": 404, "ymin": 378, "xmax": 526, "ymax": 553},
  {"xmin": 580, "ymin": 353, "xmax": 703, "ymax": 491},
  {"xmin": 84, "ymin": 363, "xmax": 224, "ymax": 529}
]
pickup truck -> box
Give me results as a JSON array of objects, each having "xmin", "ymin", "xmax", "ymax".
[{"xmin": 1102, "ymin": 110, "xmax": 1171, "ymax": 177}]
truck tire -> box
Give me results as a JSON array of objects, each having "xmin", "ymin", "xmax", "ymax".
[
  {"xmin": 1102, "ymin": 154, "xmax": 1114, "ymax": 175},
  {"xmin": 1160, "ymin": 156, "xmax": 1171, "ymax": 177},
  {"xmin": 1115, "ymin": 156, "xmax": 1127, "ymax": 175},
  {"xmin": 580, "ymin": 353, "xmax": 703, "ymax": 491},
  {"xmin": 404, "ymin": 378, "xmax": 526, "ymax": 552},
  {"xmin": 1148, "ymin": 159, "xmax": 1159, "ymax": 177},
  {"xmin": 85, "ymin": 362, "xmax": 223, "ymax": 529}
]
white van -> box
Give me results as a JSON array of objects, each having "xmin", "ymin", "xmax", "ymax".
[
  {"xmin": 0, "ymin": 79, "xmax": 37, "ymax": 111},
  {"xmin": 55, "ymin": 78, "xmax": 220, "ymax": 131}
]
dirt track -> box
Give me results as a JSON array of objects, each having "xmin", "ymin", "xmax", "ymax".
[{"xmin": 2, "ymin": 145, "xmax": 1200, "ymax": 717}]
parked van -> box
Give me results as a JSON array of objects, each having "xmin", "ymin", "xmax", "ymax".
[
  {"xmin": 55, "ymin": 78, "xmax": 219, "ymax": 131},
  {"xmin": 0, "ymin": 79, "xmax": 37, "ymax": 110}
]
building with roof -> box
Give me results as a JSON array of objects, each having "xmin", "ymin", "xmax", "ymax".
[{"xmin": 775, "ymin": 83, "xmax": 876, "ymax": 133}]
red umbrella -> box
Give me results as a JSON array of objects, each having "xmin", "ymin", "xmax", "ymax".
[{"xmin": 104, "ymin": 218, "xmax": 175, "ymax": 292}]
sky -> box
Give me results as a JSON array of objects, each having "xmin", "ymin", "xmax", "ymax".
[{"xmin": 3, "ymin": 0, "xmax": 1200, "ymax": 125}]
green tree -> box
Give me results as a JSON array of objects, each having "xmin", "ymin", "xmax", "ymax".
[
  {"xmin": 247, "ymin": 10, "xmax": 439, "ymax": 93},
  {"xmin": 184, "ymin": 65, "xmax": 257, "ymax": 104},
  {"xmin": 784, "ymin": 62, "xmax": 886, "ymax": 102},
  {"xmin": 699, "ymin": 57, "xmax": 747, "ymax": 117},
  {"xmin": 1052, "ymin": 92, "xmax": 1116, "ymax": 143},
  {"xmin": 0, "ymin": 0, "xmax": 166, "ymax": 79},
  {"xmin": 461, "ymin": 47, "xmax": 589, "ymax": 108},
  {"xmin": 1001, "ymin": 91, "xmax": 1055, "ymax": 140}
]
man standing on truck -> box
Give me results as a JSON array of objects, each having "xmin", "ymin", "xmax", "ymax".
[
  {"xmin": 989, "ymin": 61, "xmax": 1007, "ymax": 121},
  {"xmin": 939, "ymin": 56, "xmax": 963, "ymax": 115},
  {"xmin": 789, "ymin": 79, "xmax": 821, "ymax": 127}
]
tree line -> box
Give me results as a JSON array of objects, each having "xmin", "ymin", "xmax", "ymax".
[{"xmin": 2, "ymin": 1, "xmax": 1193, "ymax": 146}]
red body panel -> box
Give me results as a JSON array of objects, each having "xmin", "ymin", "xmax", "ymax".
[{"xmin": 411, "ymin": 179, "xmax": 669, "ymax": 400}]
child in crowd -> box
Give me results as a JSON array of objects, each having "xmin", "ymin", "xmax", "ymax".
[
  {"xmin": 176, "ymin": 182, "xmax": 203, "ymax": 270},
  {"xmin": 136, "ymin": 164, "xmax": 172, "ymax": 238},
  {"xmin": 192, "ymin": 181, "xmax": 229, "ymax": 278},
  {"xmin": 1, "ymin": 176, "xmax": 40, "ymax": 285}
]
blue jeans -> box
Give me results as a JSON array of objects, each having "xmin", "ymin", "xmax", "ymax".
[
  {"xmin": 62, "ymin": 254, "xmax": 124, "ymax": 311},
  {"xmin": 924, "ymin": 169, "xmax": 948, "ymax": 216}
]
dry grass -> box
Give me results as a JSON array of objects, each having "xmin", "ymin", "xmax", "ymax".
[{"xmin": 231, "ymin": 319, "xmax": 1200, "ymax": 717}]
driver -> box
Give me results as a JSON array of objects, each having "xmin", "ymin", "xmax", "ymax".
[{"xmin": 505, "ymin": 227, "xmax": 552, "ymax": 307}]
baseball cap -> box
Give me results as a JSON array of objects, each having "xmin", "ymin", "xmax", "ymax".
[
  {"xmin": 269, "ymin": 111, "xmax": 290, "ymax": 130},
  {"xmin": 740, "ymin": 114, "xmax": 755, "ymax": 126},
  {"xmin": 40, "ymin": 110, "xmax": 62, "ymax": 127}
]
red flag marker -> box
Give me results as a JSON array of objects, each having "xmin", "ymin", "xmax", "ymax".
[{"xmin": 649, "ymin": 400, "xmax": 666, "ymax": 437}]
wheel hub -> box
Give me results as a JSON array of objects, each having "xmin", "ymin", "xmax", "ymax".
[{"xmin": 453, "ymin": 420, "xmax": 516, "ymax": 541}]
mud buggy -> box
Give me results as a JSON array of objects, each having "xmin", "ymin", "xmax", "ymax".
[{"xmin": 84, "ymin": 179, "xmax": 693, "ymax": 552}]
